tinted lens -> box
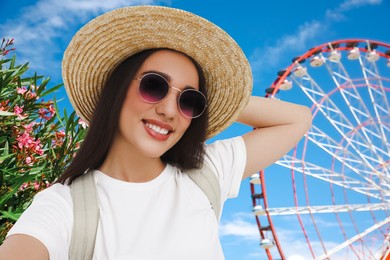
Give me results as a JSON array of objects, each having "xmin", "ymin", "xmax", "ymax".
[
  {"xmin": 139, "ymin": 74, "xmax": 169, "ymax": 103},
  {"xmin": 179, "ymin": 90, "xmax": 207, "ymax": 118}
]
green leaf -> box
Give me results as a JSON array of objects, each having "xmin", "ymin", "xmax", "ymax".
[
  {"xmin": 30, "ymin": 165, "xmax": 45, "ymax": 175},
  {"xmin": 0, "ymin": 111, "xmax": 16, "ymax": 117},
  {"xmin": 9, "ymin": 55, "xmax": 16, "ymax": 69},
  {"xmin": 14, "ymin": 62, "xmax": 29, "ymax": 77},
  {"xmin": 0, "ymin": 210, "xmax": 22, "ymax": 221},
  {"xmin": 0, "ymin": 169, "xmax": 35, "ymax": 201},
  {"xmin": 0, "ymin": 141, "xmax": 12, "ymax": 163},
  {"xmin": 53, "ymin": 97, "xmax": 64, "ymax": 127},
  {"xmin": 0, "ymin": 154, "xmax": 13, "ymax": 164},
  {"xmin": 40, "ymin": 83, "xmax": 62, "ymax": 97}
]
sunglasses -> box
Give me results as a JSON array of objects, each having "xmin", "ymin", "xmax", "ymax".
[{"xmin": 135, "ymin": 72, "xmax": 207, "ymax": 118}]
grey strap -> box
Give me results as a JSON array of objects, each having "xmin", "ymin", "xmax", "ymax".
[
  {"xmin": 187, "ymin": 163, "xmax": 221, "ymax": 220},
  {"xmin": 69, "ymin": 172, "xmax": 99, "ymax": 260}
]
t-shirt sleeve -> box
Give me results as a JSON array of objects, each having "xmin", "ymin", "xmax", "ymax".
[
  {"xmin": 203, "ymin": 136, "xmax": 246, "ymax": 201},
  {"xmin": 6, "ymin": 184, "xmax": 72, "ymax": 259}
]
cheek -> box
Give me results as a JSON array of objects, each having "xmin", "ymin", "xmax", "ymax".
[
  {"xmin": 122, "ymin": 86, "xmax": 146, "ymax": 114},
  {"xmin": 177, "ymin": 118, "xmax": 192, "ymax": 137}
]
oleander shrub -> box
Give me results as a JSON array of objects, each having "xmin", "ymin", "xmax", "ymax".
[{"xmin": 0, "ymin": 39, "xmax": 87, "ymax": 243}]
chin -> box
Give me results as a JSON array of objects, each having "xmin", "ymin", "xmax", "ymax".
[{"xmin": 139, "ymin": 144, "xmax": 171, "ymax": 159}]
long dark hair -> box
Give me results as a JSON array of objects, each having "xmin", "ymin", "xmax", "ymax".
[{"xmin": 57, "ymin": 48, "xmax": 208, "ymax": 184}]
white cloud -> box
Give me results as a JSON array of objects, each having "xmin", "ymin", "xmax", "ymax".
[
  {"xmin": 218, "ymin": 212, "xmax": 341, "ymax": 259},
  {"xmin": 219, "ymin": 212, "xmax": 379, "ymax": 259},
  {"xmin": 276, "ymin": 227, "xmax": 341, "ymax": 258},
  {"xmin": 250, "ymin": 0, "xmax": 384, "ymax": 76},
  {"xmin": 339, "ymin": 0, "xmax": 382, "ymax": 11},
  {"xmin": 219, "ymin": 213, "xmax": 259, "ymax": 241},
  {"xmin": 0, "ymin": 0, "xmax": 162, "ymax": 75},
  {"xmin": 250, "ymin": 21, "xmax": 322, "ymax": 73},
  {"xmin": 326, "ymin": 0, "xmax": 382, "ymax": 21}
]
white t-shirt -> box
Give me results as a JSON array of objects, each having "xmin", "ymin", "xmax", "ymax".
[{"xmin": 7, "ymin": 136, "xmax": 246, "ymax": 260}]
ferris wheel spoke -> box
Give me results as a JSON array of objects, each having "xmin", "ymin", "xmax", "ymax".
[
  {"xmin": 294, "ymin": 74, "xmax": 389, "ymax": 176},
  {"xmin": 307, "ymin": 125, "xmax": 390, "ymax": 189},
  {"xmin": 344, "ymin": 128, "xmax": 390, "ymax": 176},
  {"xmin": 276, "ymin": 155, "xmax": 384, "ymax": 200},
  {"xmin": 265, "ymin": 203, "xmax": 389, "ymax": 215},
  {"xmin": 381, "ymin": 234, "xmax": 390, "ymax": 257},
  {"xmin": 316, "ymin": 216, "xmax": 390, "ymax": 260},
  {"xmin": 358, "ymin": 52, "xmax": 390, "ymax": 151},
  {"xmin": 323, "ymin": 58, "xmax": 390, "ymax": 157}
]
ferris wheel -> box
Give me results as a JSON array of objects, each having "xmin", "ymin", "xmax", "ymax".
[{"xmin": 250, "ymin": 39, "xmax": 390, "ymax": 259}]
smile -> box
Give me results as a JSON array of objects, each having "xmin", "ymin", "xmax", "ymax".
[{"xmin": 145, "ymin": 122, "xmax": 170, "ymax": 135}]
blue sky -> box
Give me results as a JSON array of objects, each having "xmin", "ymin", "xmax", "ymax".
[{"xmin": 1, "ymin": 0, "xmax": 390, "ymax": 259}]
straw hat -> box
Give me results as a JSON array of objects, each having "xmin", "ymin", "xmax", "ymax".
[{"xmin": 62, "ymin": 5, "xmax": 252, "ymax": 138}]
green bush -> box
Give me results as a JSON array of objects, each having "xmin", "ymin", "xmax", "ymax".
[{"xmin": 0, "ymin": 38, "xmax": 87, "ymax": 243}]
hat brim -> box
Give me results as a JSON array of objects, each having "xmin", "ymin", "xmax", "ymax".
[{"xmin": 62, "ymin": 5, "xmax": 252, "ymax": 138}]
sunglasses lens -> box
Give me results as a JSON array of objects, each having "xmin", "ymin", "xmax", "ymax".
[
  {"xmin": 138, "ymin": 73, "xmax": 206, "ymax": 118},
  {"xmin": 179, "ymin": 90, "xmax": 206, "ymax": 118},
  {"xmin": 139, "ymin": 74, "xmax": 169, "ymax": 103}
]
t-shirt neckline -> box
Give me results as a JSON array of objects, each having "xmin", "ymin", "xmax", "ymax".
[{"xmin": 93, "ymin": 164, "xmax": 173, "ymax": 190}]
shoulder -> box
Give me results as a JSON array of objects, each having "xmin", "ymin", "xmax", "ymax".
[
  {"xmin": 204, "ymin": 136, "xmax": 245, "ymax": 159},
  {"xmin": 34, "ymin": 183, "xmax": 72, "ymax": 205},
  {"xmin": 7, "ymin": 183, "xmax": 73, "ymax": 259},
  {"xmin": 10, "ymin": 183, "xmax": 73, "ymax": 231},
  {"xmin": 13, "ymin": 183, "xmax": 73, "ymax": 221},
  {"xmin": 204, "ymin": 136, "xmax": 246, "ymax": 170},
  {"xmin": 202, "ymin": 136, "xmax": 246, "ymax": 198}
]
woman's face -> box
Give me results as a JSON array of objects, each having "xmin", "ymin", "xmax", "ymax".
[{"xmin": 116, "ymin": 50, "xmax": 199, "ymax": 158}]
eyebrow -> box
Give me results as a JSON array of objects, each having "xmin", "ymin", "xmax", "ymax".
[{"xmin": 140, "ymin": 70, "xmax": 197, "ymax": 90}]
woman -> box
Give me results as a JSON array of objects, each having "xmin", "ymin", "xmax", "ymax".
[{"xmin": 0, "ymin": 6, "xmax": 311, "ymax": 260}]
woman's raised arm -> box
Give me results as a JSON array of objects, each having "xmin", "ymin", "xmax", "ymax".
[{"xmin": 238, "ymin": 96, "xmax": 312, "ymax": 179}]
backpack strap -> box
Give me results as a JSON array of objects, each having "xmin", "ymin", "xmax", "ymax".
[
  {"xmin": 187, "ymin": 163, "xmax": 221, "ymax": 220},
  {"xmin": 69, "ymin": 171, "xmax": 99, "ymax": 260}
]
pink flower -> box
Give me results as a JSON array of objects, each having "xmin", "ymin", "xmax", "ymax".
[
  {"xmin": 33, "ymin": 181, "xmax": 40, "ymax": 190},
  {"xmin": 33, "ymin": 140, "xmax": 44, "ymax": 156},
  {"xmin": 56, "ymin": 129, "xmax": 65, "ymax": 138},
  {"xmin": 25, "ymin": 91, "xmax": 37, "ymax": 100},
  {"xmin": 38, "ymin": 105, "xmax": 55, "ymax": 120},
  {"xmin": 17, "ymin": 87, "xmax": 27, "ymax": 95},
  {"xmin": 47, "ymin": 105, "xmax": 55, "ymax": 119},
  {"xmin": 14, "ymin": 105, "xmax": 23, "ymax": 115},
  {"xmin": 19, "ymin": 182, "xmax": 29, "ymax": 191},
  {"xmin": 17, "ymin": 132, "xmax": 33, "ymax": 149},
  {"xmin": 13, "ymin": 105, "xmax": 26, "ymax": 119},
  {"xmin": 25, "ymin": 156, "xmax": 33, "ymax": 166},
  {"xmin": 23, "ymin": 122, "xmax": 36, "ymax": 133},
  {"xmin": 16, "ymin": 132, "xmax": 44, "ymax": 156},
  {"xmin": 38, "ymin": 108, "xmax": 46, "ymax": 118},
  {"xmin": 78, "ymin": 118, "xmax": 88, "ymax": 129},
  {"xmin": 48, "ymin": 104, "xmax": 55, "ymax": 114},
  {"xmin": 52, "ymin": 130, "xmax": 66, "ymax": 148}
]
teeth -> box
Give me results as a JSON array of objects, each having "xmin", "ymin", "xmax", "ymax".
[{"xmin": 145, "ymin": 122, "xmax": 169, "ymax": 135}]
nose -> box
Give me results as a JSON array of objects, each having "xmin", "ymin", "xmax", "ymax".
[{"xmin": 155, "ymin": 89, "xmax": 180, "ymax": 119}]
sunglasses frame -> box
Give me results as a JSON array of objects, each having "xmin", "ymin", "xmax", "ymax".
[{"xmin": 135, "ymin": 72, "xmax": 207, "ymax": 119}]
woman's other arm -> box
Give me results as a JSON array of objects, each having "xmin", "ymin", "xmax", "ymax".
[{"xmin": 0, "ymin": 234, "xmax": 49, "ymax": 260}]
